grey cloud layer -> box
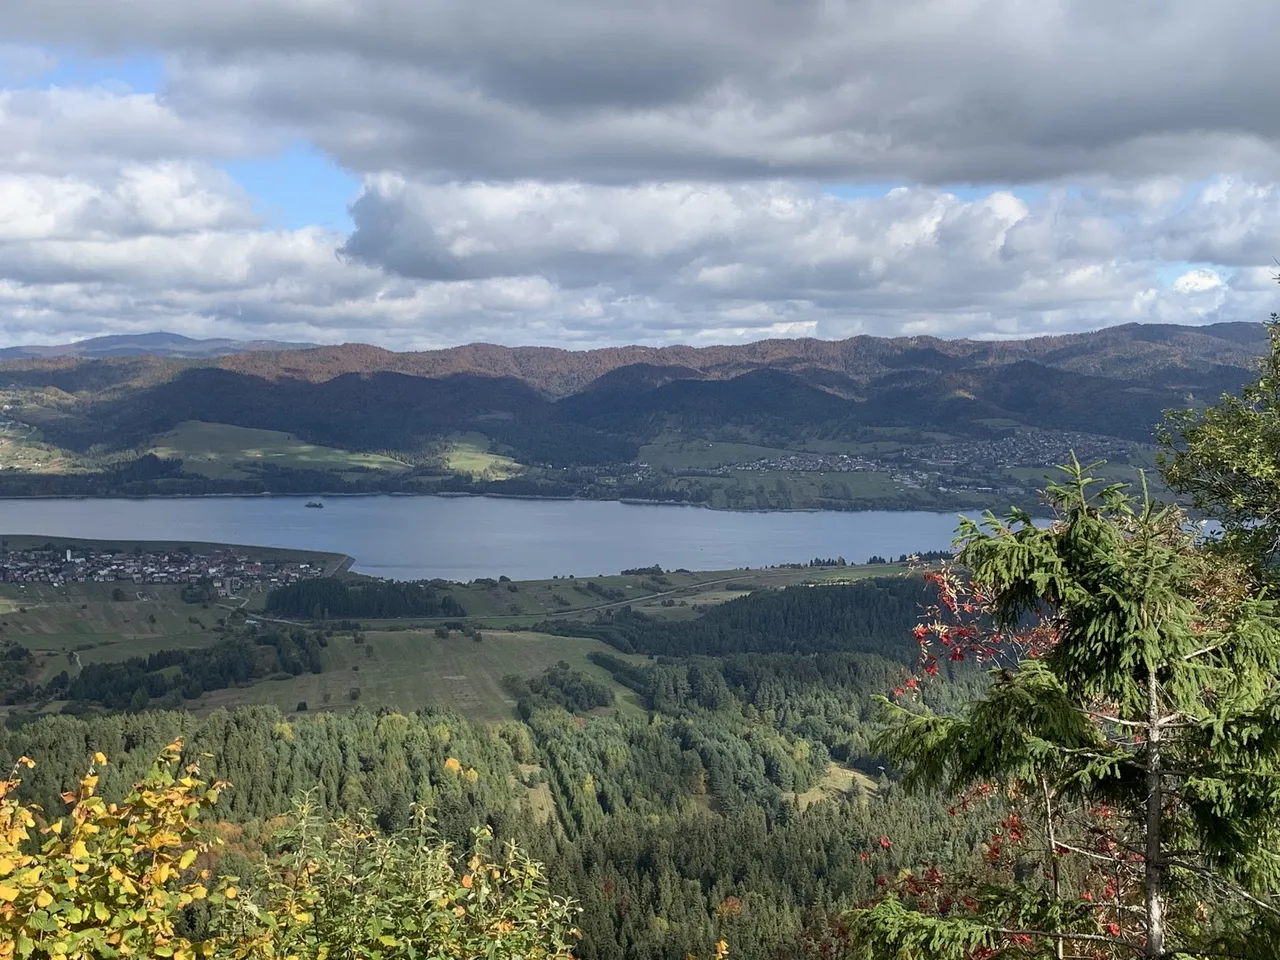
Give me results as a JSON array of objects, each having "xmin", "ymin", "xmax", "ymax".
[
  {"xmin": 6, "ymin": 0, "xmax": 1280, "ymax": 183},
  {"xmin": 0, "ymin": 1, "xmax": 1277, "ymax": 349}
]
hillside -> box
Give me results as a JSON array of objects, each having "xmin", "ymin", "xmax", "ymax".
[{"xmin": 0, "ymin": 321, "xmax": 1265, "ymax": 508}]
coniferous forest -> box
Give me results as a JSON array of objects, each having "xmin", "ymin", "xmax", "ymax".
[
  {"xmin": 264, "ymin": 576, "xmax": 465, "ymax": 619},
  {"xmin": 6, "ymin": 323, "xmax": 1280, "ymax": 958}
]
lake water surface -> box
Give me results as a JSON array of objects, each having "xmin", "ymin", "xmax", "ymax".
[{"xmin": 0, "ymin": 496, "xmax": 984, "ymax": 581}]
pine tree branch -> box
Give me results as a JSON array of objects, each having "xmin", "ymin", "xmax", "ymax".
[
  {"xmin": 1052, "ymin": 840, "xmax": 1135, "ymax": 866},
  {"xmin": 1164, "ymin": 856, "xmax": 1280, "ymax": 918},
  {"xmin": 1183, "ymin": 641, "xmax": 1230, "ymax": 661},
  {"xmin": 994, "ymin": 928, "xmax": 1142, "ymax": 952}
]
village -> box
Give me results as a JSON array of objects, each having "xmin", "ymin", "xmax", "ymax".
[
  {"xmin": 0, "ymin": 544, "xmax": 327, "ymax": 592},
  {"xmin": 719, "ymin": 431, "xmax": 1135, "ymax": 476}
]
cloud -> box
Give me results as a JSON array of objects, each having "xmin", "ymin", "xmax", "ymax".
[
  {"xmin": 338, "ymin": 175, "xmax": 1269, "ymax": 341},
  {"xmin": 7, "ymin": 0, "xmax": 1280, "ymax": 184},
  {"xmin": 0, "ymin": 86, "xmax": 272, "ymax": 176},
  {"xmin": 0, "ymin": 2, "xmax": 1279, "ymax": 349},
  {"xmin": 5, "ymin": 156, "xmax": 1269, "ymax": 352},
  {"xmin": 0, "ymin": 164, "xmax": 259, "ymax": 243},
  {"xmin": 0, "ymin": 44, "xmax": 56, "ymax": 83}
]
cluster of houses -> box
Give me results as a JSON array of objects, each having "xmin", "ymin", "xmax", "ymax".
[
  {"xmin": 914, "ymin": 432, "xmax": 1135, "ymax": 469},
  {"xmin": 714, "ymin": 432, "xmax": 1133, "ymax": 477},
  {"xmin": 721, "ymin": 452, "xmax": 880, "ymax": 474},
  {"xmin": 0, "ymin": 545, "xmax": 327, "ymax": 592}
]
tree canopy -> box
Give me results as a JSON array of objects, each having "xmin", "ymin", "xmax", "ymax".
[
  {"xmin": 1160, "ymin": 316, "xmax": 1280, "ymax": 574},
  {"xmin": 848, "ymin": 462, "xmax": 1280, "ymax": 958}
]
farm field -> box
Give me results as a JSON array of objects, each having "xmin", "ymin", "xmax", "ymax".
[
  {"xmin": 0, "ymin": 582, "xmax": 220, "ymax": 684},
  {"xmin": 0, "ymin": 546, "xmax": 918, "ymax": 723},
  {"xmin": 194, "ymin": 628, "xmax": 645, "ymax": 723},
  {"xmin": 148, "ymin": 420, "xmax": 408, "ymax": 479},
  {"xmin": 0, "ymin": 422, "xmax": 75, "ymax": 473},
  {"xmin": 306, "ymin": 561, "xmax": 911, "ymax": 628},
  {"xmin": 442, "ymin": 432, "xmax": 523, "ymax": 479}
]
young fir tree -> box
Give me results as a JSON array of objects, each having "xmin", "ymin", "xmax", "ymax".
[
  {"xmin": 846, "ymin": 462, "xmax": 1280, "ymax": 959},
  {"xmin": 1159, "ymin": 316, "xmax": 1280, "ymax": 575}
]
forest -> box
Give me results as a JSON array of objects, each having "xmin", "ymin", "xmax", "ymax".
[
  {"xmin": 3, "ymin": 627, "xmax": 332, "ymax": 710},
  {"xmin": 536, "ymin": 576, "xmax": 932, "ymax": 656},
  {"xmin": 5, "ymin": 321, "xmax": 1280, "ymax": 958},
  {"xmin": 264, "ymin": 576, "xmax": 465, "ymax": 618}
]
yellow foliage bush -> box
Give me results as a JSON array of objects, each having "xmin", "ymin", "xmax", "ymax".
[
  {"xmin": 0, "ymin": 740, "xmax": 229, "ymax": 960},
  {"xmin": 0, "ymin": 743, "xmax": 581, "ymax": 960}
]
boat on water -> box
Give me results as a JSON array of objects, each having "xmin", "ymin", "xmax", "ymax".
[{"xmin": 305, "ymin": 500, "xmax": 324, "ymax": 509}]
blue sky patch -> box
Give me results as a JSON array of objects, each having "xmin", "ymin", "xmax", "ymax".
[
  {"xmin": 1154, "ymin": 261, "xmax": 1219, "ymax": 287},
  {"xmin": 822, "ymin": 182, "xmax": 1048, "ymax": 203},
  {"xmin": 221, "ymin": 144, "xmax": 362, "ymax": 232}
]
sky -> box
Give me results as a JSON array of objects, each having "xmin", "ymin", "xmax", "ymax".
[{"xmin": 1, "ymin": 1, "xmax": 1280, "ymax": 351}]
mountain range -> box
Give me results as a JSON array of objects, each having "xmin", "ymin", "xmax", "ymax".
[
  {"xmin": 0, "ymin": 322, "xmax": 1268, "ymax": 499},
  {"xmin": 190, "ymin": 321, "xmax": 1266, "ymax": 396}
]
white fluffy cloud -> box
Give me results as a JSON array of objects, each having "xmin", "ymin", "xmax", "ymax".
[{"xmin": 0, "ymin": 1, "xmax": 1279, "ymax": 348}]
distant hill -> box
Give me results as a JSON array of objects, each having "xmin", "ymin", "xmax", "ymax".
[
  {"xmin": 0, "ymin": 322, "xmax": 1269, "ymax": 492},
  {"xmin": 0, "ymin": 332, "xmax": 317, "ymax": 360}
]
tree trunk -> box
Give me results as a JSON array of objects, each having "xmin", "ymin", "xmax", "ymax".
[
  {"xmin": 1145, "ymin": 669, "xmax": 1165, "ymax": 958},
  {"xmin": 1041, "ymin": 777, "xmax": 1065, "ymax": 960}
]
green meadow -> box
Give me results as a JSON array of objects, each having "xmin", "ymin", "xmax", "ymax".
[{"xmin": 148, "ymin": 420, "xmax": 409, "ymax": 479}]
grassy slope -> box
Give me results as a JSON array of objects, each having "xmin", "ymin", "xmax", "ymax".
[
  {"xmin": 262, "ymin": 563, "xmax": 908, "ymax": 627},
  {"xmin": 0, "ymin": 583, "xmax": 222, "ymax": 685},
  {"xmin": 443, "ymin": 432, "xmax": 523, "ymax": 479},
  {"xmin": 147, "ymin": 421, "xmax": 408, "ymax": 479},
  {"xmin": 0, "ymin": 422, "xmax": 75, "ymax": 473},
  {"xmin": 196, "ymin": 628, "xmax": 645, "ymax": 723}
]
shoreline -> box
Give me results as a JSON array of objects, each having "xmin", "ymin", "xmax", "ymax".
[{"xmin": 0, "ymin": 488, "xmax": 1003, "ymax": 516}]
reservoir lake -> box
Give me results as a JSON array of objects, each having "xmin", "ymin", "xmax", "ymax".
[{"xmin": 0, "ymin": 496, "xmax": 985, "ymax": 581}]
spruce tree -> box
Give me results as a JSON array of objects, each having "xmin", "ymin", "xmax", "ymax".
[
  {"xmin": 1159, "ymin": 316, "xmax": 1280, "ymax": 575},
  {"xmin": 847, "ymin": 463, "xmax": 1280, "ymax": 958}
]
